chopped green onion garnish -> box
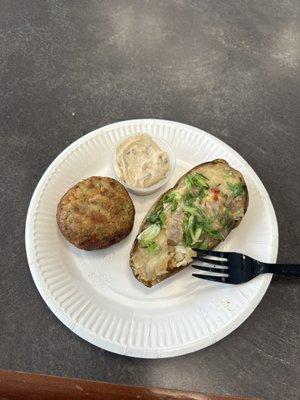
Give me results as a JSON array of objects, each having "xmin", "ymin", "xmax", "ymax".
[
  {"xmin": 147, "ymin": 207, "xmax": 166, "ymax": 226},
  {"xmin": 163, "ymin": 190, "xmax": 181, "ymax": 212},
  {"xmin": 185, "ymin": 172, "xmax": 209, "ymax": 190},
  {"xmin": 143, "ymin": 241, "xmax": 160, "ymax": 254},
  {"xmin": 138, "ymin": 224, "xmax": 161, "ymax": 254},
  {"xmin": 227, "ymin": 182, "xmax": 245, "ymax": 197},
  {"xmin": 138, "ymin": 224, "xmax": 161, "ymax": 243}
]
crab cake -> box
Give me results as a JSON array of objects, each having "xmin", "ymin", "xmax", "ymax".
[{"xmin": 57, "ymin": 176, "xmax": 135, "ymax": 250}]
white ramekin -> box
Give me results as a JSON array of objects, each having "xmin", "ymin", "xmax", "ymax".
[{"xmin": 110, "ymin": 135, "xmax": 176, "ymax": 196}]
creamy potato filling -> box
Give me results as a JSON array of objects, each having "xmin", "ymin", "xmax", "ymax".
[{"xmin": 132, "ymin": 162, "xmax": 247, "ymax": 284}]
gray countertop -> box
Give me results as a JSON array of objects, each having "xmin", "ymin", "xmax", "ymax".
[{"xmin": 0, "ymin": 1, "xmax": 299, "ymax": 399}]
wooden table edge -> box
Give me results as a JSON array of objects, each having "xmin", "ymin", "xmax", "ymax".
[{"xmin": 0, "ymin": 369, "xmax": 260, "ymax": 400}]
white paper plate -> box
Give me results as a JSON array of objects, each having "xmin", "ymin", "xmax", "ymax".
[{"xmin": 25, "ymin": 119, "xmax": 278, "ymax": 358}]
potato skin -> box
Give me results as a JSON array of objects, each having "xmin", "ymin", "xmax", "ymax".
[
  {"xmin": 130, "ymin": 159, "xmax": 249, "ymax": 287},
  {"xmin": 129, "ymin": 186, "xmax": 175, "ymax": 287},
  {"xmin": 57, "ymin": 176, "xmax": 135, "ymax": 250}
]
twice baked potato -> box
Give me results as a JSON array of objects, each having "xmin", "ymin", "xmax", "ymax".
[{"xmin": 130, "ymin": 159, "xmax": 248, "ymax": 287}]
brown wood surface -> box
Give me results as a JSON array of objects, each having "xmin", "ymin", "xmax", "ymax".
[{"xmin": 0, "ymin": 370, "xmax": 259, "ymax": 400}]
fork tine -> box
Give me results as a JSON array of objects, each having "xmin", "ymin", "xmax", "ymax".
[
  {"xmin": 192, "ymin": 269, "xmax": 228, "ymax": 277},
  {"xmin": 192, "ymin": 273, "xmax": 229, "ymax": 283},
  {"xmin": 196, "ymin": 249, "xmax": 226, "ymax": 258},
  {"xmin": 193, "ymin": 256, "xmax": 228, "ymax": 266},
  {"xmin": 192, "ymin": 264, "xmax": 228, "ymax": 272}
]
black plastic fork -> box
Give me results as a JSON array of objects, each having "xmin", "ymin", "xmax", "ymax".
[{"xmin": 192, "ymin": 249, "xmax": 300, "ymax": 284}]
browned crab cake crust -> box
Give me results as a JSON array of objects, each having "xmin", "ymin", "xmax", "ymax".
[{"xmin": 57, "ymin": 176, "xmax": 135, "ymax": 250}]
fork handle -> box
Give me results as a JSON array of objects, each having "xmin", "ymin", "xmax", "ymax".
[{"xmin": 260, "ymin": 263, "xmax": 300, "ymax": 277}]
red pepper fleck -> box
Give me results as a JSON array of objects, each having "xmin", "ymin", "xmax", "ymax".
[{"xmin": 211, "ymin": 187, "xmax": 220, "ymax": 201}]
